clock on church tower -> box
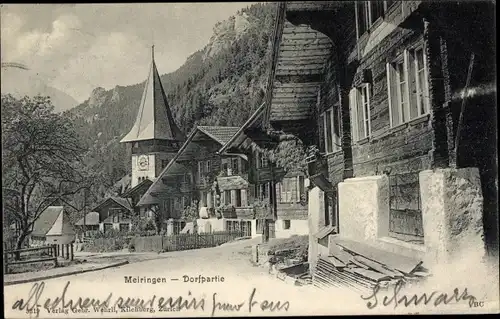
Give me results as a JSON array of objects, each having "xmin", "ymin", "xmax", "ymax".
[
  {"xmin": 137, "ymin": 155, "xmax": 149, "ymax": 171},
  {"xmin": 120, "ymin": 46, "xmax": 185, "ymax": 188}
]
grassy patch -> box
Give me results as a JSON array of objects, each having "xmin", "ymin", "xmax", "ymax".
[
  {"xmin": 267, "ymin": 235, "xmax": 308, "ymax": 254},
  {"xmin": 8, "ymin": 259, "xmax": 87, "ymax": 274}
]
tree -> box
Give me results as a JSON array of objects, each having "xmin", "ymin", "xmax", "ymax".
[{"xmin": 2, "ymin": 94, "xmax": 93, "ymax": 251}]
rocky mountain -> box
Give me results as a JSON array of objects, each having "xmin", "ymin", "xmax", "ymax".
[
  {"xmin": 65, "ymin": 3, "xmax": 276, "ymax": 200},
  {"xmin": 1, "ymin": 66, "xmax": 79, "ymax": 113}
]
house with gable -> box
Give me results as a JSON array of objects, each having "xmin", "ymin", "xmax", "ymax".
[
  {"xmin": 260, "ymin": 1, "xmax": 496, "ymax": 288},
  {"xmin": 138, "ymin": 124, "xmax": 258, "ymax": 235},
  {"xmin": 30, "ymin": 206, "xmax": 75, "ymax": 246}
]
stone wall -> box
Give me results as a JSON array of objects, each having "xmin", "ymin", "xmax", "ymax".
[{"xmin": 419, "ymin": 167, "xmax": 485, "ymax": 266}]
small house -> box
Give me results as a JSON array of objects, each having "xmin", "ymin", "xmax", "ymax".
[
  {"xmin": 31, "ymin": 206, "xmax": 75, "ymax": 246},
  {"xmin": 74, "ymin": 211, "xmax": 100, "ymax": 238}
]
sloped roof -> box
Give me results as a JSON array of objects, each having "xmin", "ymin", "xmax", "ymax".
[
  {"xmin": 92, "ymin": 196, "xmax": 133, "ymax": 212},
  {"xmin": 120, "ymin": 48, "xmax": 185, "ymax": 143},
  {"xmin": 197, "ymin": 126, "xmax": 240, "ymax": 145},
  {"xmin": 74, "ymin": 212, "xmax": 100, "ymax": 226},
  {"xmin": 263, "ymin": 3, "xmax": 332, "ymax": 125},
  {"xmin": 137, "ymin": 125, "xmax": 239, "ymax": 207},
  {"xmin": 218, "ymin": 103, "xmax": 266, "ymax": 154},
  {"xmin": 46, "ymin": 208, "xmax": 75, "ymax": 236},
  {"xmin": 32, "ymin": 206, "xmax": 63, "ymax": 237},
  {"xmin": 120, "ymin": 178, "xmax": 153, "ymax": 198}
]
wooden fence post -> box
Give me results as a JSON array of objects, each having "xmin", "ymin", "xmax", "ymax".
[{"xmin": 53, "ymin": 244, "xmax": 58, "ymax": 267}]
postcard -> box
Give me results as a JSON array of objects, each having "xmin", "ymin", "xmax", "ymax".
[{"xmin": 2, "ymin": 1, "xmax": 498, "ymax": 317}]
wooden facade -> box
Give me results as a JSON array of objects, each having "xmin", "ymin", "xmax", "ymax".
[{"xmin": 262, "ymin": 1, "xmax": 497, "ymax": 246}]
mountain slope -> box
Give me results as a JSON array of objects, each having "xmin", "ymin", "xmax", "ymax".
[
  {"xmin": 65, "ymin": 3, "xmax": 276, "ymax": 200},
  {"xmin": 1, "ymin": 66, "xmax": 79, "ymax": 113}
]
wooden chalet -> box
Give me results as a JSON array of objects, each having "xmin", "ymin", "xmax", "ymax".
[
  {"xmin": 219, "ymin": 102, "xmax": 310, "ymax": 239},
  {"xmin": 263, "ymin": 1, "xmax": 496, "ymax": 289},
  {"xmin": 138, "ymin": 125, "xmax": 259, "ymax": 235},
  {"xmin": 91, "ymin": 196, "xmax": 134, "ymax": 233}
]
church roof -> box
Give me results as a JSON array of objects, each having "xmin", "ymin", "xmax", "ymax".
[{"xmin": 120, "ymin": 47, "xmax": 185, "ymax": 143}]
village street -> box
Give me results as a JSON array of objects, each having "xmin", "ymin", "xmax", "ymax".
[{"xmin": 5, "ymin": 239, "xmax": 364, "ymax": 318}]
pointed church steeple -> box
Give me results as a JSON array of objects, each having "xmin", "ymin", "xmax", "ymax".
[{"xmin": 120, "ymin": 46, "xmax": 185, "ymax": 143}]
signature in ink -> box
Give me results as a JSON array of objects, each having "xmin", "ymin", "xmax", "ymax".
[{"xmin": 361, "ymin": 280, "xmax": 477, "ymax": 309}]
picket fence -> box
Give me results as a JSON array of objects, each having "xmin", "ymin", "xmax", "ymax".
[{"xmin": 131, "ymin": 231, "xmax": 245, "ymax": 252}]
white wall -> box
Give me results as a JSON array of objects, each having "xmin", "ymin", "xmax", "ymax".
[
  {"xmin": 46, "ymin": 234, "xmax": 75, "ymax": 245},
  {"xmin": 196, "ymin": 218, "xmax": 225, "ymax": 233},
  {"xmin": 274, "ymin": 219, "xmax": 309, "ymax": 239},
  {"xmin": 131, "ymin": 154, "xmax": 156, "ymax": 188}
]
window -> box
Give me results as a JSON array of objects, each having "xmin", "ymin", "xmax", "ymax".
[
  {"xmin": 256, "ymin": 152, "xmax": 268, "ymax": 169},
  {"xmin": 224, "ymin": 190, "xmax": 231, "ymax": 205},
  {"xmin": 231, "ymin": 158, "xmax": 239, "ymax": 175},
  {"xmin": 356, "ymin": 1, "xmax": 389, "ymax": 38},
  {"xmin": 235, "ymin": 190, "xmax": 242, "ymax": 207},
  {"xmin": 411, "ymin": 47, "xmax": 429, "ymax": 117},
  {"xmin": 283, "ymin": 220, "xmax": 291, "ymax": 230},
  {"xmin": 258, "ymin": 183, "xmax": 270, "ymax": 201},
  {"xmin": 370, "ymin": 1, "xmax": 385, "ymax": 23},
  {"xmin": 169, "ymin": 198, "xmax": 175, "ymax": 213},
  {"xmin": 320, "ymin": 107, "xmax": 341, "ymax": 153},
  {"xmin": 222, "ymin": 162, "xmax": 229, "ymax": 174},
  {"xmin": 349, "ymin": 84, "xmax": 372, "ymax": 142},
  {"xmin": 277, "ymin": 176, "xmax": 305, "ymax": 203},
  {"xmin": 387, "ymin": 48, "xmax": 429, "ymax": 127},
  {"xmin": 198, "ymin": 161, "xmax": 204, "ymax": 181},
  {"xmin": 206, "ymin": 160, "xmax": 211, "ymax": 173}
]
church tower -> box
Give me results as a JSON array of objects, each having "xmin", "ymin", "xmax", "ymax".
[{"xmin": 121, "ymin": 46, "xmax": 185, "ymax": 188}]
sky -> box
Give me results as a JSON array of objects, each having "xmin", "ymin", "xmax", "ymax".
[{"xmin": 1, "ymin": 3, "xmax": 256, "ymax": 102}]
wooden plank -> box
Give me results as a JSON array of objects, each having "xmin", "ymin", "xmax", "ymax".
[
  {"xmin": 353, "ymin": 255, "xmax": 403, "ymax": 278},
  {"xmin": 328, "ymin": 243, "xmax": 353, "ymax": 264},
  {"xmin": 326, "ymin": 256, "xmax": 345, "ymax": 268},
  {"xmin": 279, "ymin": 48, "xmax": 331, "ymax": 58},
  {"xmin": 281, "ymin": 37, "xmax": 332, "ymax": 46},
  {"xmin": 6, "ymin": 246, "xmax": 53, "ymax": 254},
  {"xmin": 280, "ymin": 32, "xmax": 327, "ymax": 41},
  {"xmin": 334, "ymin": 238, "xmax": 422, "ymax": 274},
  {"xmin": 349, "ymin": 257, "xmax": 370, "ymax": 270},
  {"xmin": 8, "ymin": 257, "xmax": 56, "ymax": 265},
  {"xmin": 275, "ymin": 69, "xmax": 325, "ymax": 76},
  {"xmin": 278, "ymin": 57, "xmax": 329, "ymax": 65},
  {"xmin": 352, "ymin": 268, "xmax": 393, "ymax": 282},
  {"xmin": 274, "ymin": 82, "xmax": 321, "ymax": 88}
]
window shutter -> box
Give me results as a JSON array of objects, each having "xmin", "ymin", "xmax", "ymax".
[
  {"xmin": 231, "ymin": 190, "xmax": 236, "ymax": 206},
  {"xmin": 387, "ymin": 62, "xmax": 399, "ymax": 127},
  {"xmin": 403, "ymin": 50, "xmax": 412, "ymax": 122},
  {"xmin": 366, "ymin": 84, "xmax": 372, "ymax": 137},
  {"xmin": 356, "ymin": 89, "xmax": 365, "ymax": 139},
  {"xmin": 349, "ymin": 88, "xmax": 358, "ymax": 142},
  {"xmin": 296, "ymin": 177, "xmax": 301, "ymax": 202},
  {"xmin": 241, "ymin": 189, "xmax": 248, "ymax": 207},
  {"xmin": 408, "ymin": 50, "xmax": 418, "ymax": 119}
]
